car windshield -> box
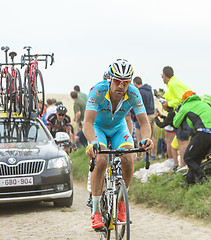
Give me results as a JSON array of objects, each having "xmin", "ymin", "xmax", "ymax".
[{"xmin": 0, "ymin": 118, "xmax": 51, "ymax": 143}]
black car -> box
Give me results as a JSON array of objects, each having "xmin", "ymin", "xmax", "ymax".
[{"xmin": 0, "ymin": 116, "xmax": 73, "ymax": 207}]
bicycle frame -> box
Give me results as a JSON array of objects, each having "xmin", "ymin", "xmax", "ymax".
[{"xmin": 25, "ymin": 56, "xmax": 39, "ymax": 98}]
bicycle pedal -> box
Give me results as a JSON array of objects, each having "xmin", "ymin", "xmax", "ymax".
[{"xmin": 94, "ymin": 227, "xmax": 107, "ymax": 232}]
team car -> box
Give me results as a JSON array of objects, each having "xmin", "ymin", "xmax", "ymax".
[{"xmin": 0, "ymin": 114, "xmax": 73, "ymax": 207}]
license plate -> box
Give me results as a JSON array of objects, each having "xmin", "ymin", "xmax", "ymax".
[{"xmin": 0, "ymin": 177, "xmax": 33, "ymax": 187}]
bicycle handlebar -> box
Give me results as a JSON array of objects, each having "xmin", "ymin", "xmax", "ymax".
[
  {"xmin": 21, "ymin": 53, "xmax": 54, "ymax": 69},
  {"xmin": 90, "ymin": 147, "xmax": 150, "ymax": 172}
]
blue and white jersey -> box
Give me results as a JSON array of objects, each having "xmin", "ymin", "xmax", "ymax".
[{"xmin": 86, "ymin": 81, "xmax": 146, "ymax": 128}]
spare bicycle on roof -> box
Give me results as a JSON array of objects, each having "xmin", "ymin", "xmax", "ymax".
[
  {"xmin": 21, "ymin": 46, "xmax": 54, "ymax": 118},
  {"xmin": 0, "ymin": 46, "xmax": 22, "ymax": 118}
]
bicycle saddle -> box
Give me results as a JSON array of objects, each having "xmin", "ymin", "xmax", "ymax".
[
  {"xmin": 9, "ymin": 52, "xmax": 17, "ymax": 59},
  {"xmin": 23, "ymin": 46, "xmax": 32, "ymax": 50}
]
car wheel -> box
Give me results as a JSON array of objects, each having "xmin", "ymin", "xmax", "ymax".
[{"xmin": 54, "ymin": 191, "xmax": 73, "ymax": 208}]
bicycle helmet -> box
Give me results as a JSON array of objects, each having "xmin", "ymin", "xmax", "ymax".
[
  {"xmin": 56, "ymin": 105, "xmax": 67, "ymax": 115},
  {"xmin": 108, "ymin": 59, "xmax": 134, "ymax": 80}
]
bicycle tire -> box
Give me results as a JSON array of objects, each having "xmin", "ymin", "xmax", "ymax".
[
  {"xmin": 34, "ymin": 69, "xmax": 45, "ymax": 116},
  {"xmin": 13, "ymin": 69, "xmax": 22, "ymax": 115},
  {"xmin": 23, "ymin": 69, "xmax": 33, "ymax": 118},
  {"xmin": 115, "ymin": 178, "xmax": 130, "ymax": 240},
  {"xmin": 100, "ymin": 191, "xmax": 111, "ymax": 240},
  {"xmin": 0, "ymin": 70, "xmax": 5, "ymax": 109},
  {"xmin": 5, "ymin": 73, "xmax": 12, "ymax": 118}
]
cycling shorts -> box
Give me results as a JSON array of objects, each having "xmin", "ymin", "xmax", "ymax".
[{"xmin": 93, "ymin": 121, "xmax": 134, "ymax": 149}]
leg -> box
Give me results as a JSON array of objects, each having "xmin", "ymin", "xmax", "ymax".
[
  {"xmin": 91, "ymin": 147, "xmax": 108, "ymax": 230},
  {"xmin": 121, "ymin": 148, "xmax": 134, "ymax": 188},
  {"xmin": 177, "ymin": 139, "xmax": 189, "ymax": 168},
  {"xmin": 91, "ymin": 149, "xmax": 108, "ymax": 196},
  {"xmin": 164, "ymin": 131, "xmax": 175, "ymax": 158},
  {"xmin": 184, "ymin": 132, "xmax": 210, "ymax": 183},
  {"xmin": 171, "ymin": 135, "xmax": 179, "ymax": 167}
]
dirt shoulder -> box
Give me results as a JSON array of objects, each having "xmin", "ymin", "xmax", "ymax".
[{"xmin": 1, "ymin": 181, "xmax": 211, "ymax": 240}]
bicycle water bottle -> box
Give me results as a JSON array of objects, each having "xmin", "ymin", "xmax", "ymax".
[
  {"xmin": 114, "ymin": 156, "xmax": 122, "ymax": 178},
  {"xmin": 87, "ymin": 171, "xmax": 92, "ymax": 193}
]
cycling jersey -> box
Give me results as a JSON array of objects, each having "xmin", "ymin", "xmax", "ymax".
[
  {"xmin": 86, "ymin": 81, "xmax": 146, "ymax": 148},
  {"xmin": 46, "ymin": 113, "xmax": 73, "ymax": 138}
]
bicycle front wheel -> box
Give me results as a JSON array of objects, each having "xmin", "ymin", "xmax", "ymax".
[
  {"xmin": 5, "ymin": 73, "xmax": 12, "ymax": 118},
  {"xmin": 23, "ymin": 70, "xmax": 33, "ymax": 118},
  {"xmin": 34, "ymin": 69, "xmax": 44, "ymax": 116},
  {"xmin": 14, "ymin": 69, "xmax": 22, "ymax": 115},
  {"xmin": 100, "ymin": 191, "xmax": 112, "ymax": 240},
  {"xmin": 115, "ymin": 179, "xmax": 130, "ymax": 240}
]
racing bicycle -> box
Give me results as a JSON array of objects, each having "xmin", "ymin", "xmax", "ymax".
[
  {"xmin": 0, "ymin": 46, "xmax": 22, "ymax": 118},
  {"xmin": 88, "ymin": 141, "xmax": 150, "ymax": 240},
  {"xmin": 21, "ymin": 46, "xmax": 54, "ymax": 118}
]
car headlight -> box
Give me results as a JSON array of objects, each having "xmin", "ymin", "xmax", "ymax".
[{"xmin": 47, "ymin": 156, "xmax": 68, "ymax": 169}]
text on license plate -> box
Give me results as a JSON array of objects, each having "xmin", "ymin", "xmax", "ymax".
[{"xmin": 0, "ymin": 177, "xmax": 33, "ymax": 187}]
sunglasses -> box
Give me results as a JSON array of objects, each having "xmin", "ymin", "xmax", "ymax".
[
  {"xmin": 58, "ymin": 113, "xmax": 65, "ymax": 117},
  {"xmin": 113, "ymin": 78, "xmax": 131, "ymax": 86}
]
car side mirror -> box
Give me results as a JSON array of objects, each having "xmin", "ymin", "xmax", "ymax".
[{"xmin": 54, "ymin": 132, "xmax": 69, "ymax": 143}]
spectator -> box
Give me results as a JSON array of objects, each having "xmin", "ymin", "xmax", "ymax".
[
  {"xmin": 133, "ymin": 76, "xmax": 156, "ymax": 159},
  {"xmin": 73, "ymin": 85, "xmax": 88, "ymax": 103},
  {"xmin": 173, "ymin": 90, "xmax": 211, "ymax": 184},
  {"xmin": 75, "ymin": 122, "xmax": 88, "ymax": 148},
  {"xmin": 154, "ymin": 107, "xmax": 178, "ymax": 169},
  {"xmin": 45, "ymin": 98, "xmax": 57, "ymax": 121},
  {"xmin": 161, "ymin": 66, "xmax": 192, "ymax": 168},
  {"xmin": 70, "ymin": 91, "xmax": 86, "ymax": 131}
]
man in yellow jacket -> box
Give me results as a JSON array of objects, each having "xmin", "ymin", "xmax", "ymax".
[{"xmin": 161, "ymin": 66, "xmax": 192, "ymax": 168}]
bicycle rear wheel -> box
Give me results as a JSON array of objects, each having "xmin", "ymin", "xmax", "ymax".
[
  {"xmin": 23, "ymin": 70, "xmax": 33, "ymax": 118},
  {"xmin": 0, "ymin": 71, "xmax": 5, "ymax": 110},
  {"xmin": 115, "ymin": 179, "xmax": 130, "ymax": 240},
  {"xmin": 13, "ymin": 69, "xmax": 22, "ymax": 115},
  {"xmin": 34, "ymin": 69, "xmax": 44, "ymax": 116},
  {"xmin": 5, "ymin": 73, "xmax": 12, "ymax": 118}
]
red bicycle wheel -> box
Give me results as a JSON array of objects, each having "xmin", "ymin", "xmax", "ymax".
[
  {"xmin": 34, "ymin": 69, "xmax": 45, "ymax": 116},
  {"xmin": 5, "ymin": 73, "xmax": 12, "ymax": 118},
  {"xmin": 13, "ymin": 69, "xmax": 22, "ymax": 115},
  {"xmin": 23, "ymin": 69, "xmax": 33, "ymax": 118}
]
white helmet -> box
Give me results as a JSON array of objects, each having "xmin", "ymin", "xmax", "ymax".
[{"xmin": 108, "ymin": 59, "xmax": 134, "ymax": 79}]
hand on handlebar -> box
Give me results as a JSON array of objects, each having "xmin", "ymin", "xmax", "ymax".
[
  {"xmin": 139, "ymin": 138, "xmax": 153, "ymax": 151},
  {"xmin": 86, "ymin": 141, "xmax": 100, "ymax": 159}
]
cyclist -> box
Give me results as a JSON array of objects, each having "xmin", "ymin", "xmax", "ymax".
[
  {"xmin": 173, "ymin": 91, "xmax": 211, "ymax": 184},
  {"xmin": 83, "ymin": 59, "xmax": 153, "ymax": 231},
  {"xmin": 46, "ymin": 105, "xmax": 74, "ymax": 143}
]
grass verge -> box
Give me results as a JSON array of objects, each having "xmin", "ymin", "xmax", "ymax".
[{"xmin": 70, "ymin": 148, "xmax": 211, "ymax": 222}]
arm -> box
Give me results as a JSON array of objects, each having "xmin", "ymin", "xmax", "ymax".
[
  {"xmin": 136, "ymin": 112, "xmax": 152, "ymax": 150},
  {"xmin": 75, "ymin": 111, "xmax": 81, "ymax": 122},
  {"xmin": 173, "ymin": 105, "xmax": 188, "ymax": 128},
  {"xmin": 125, "ymin": 114, "xmax": 133, "ymax": 135},
  {"xmin": 83, "ymin": 110, "xmax": 97, "ymax": 143},
  {"xmin": 154, "ymin": 116, "xmax": 166, "ymax": 128},
  {"xmin": 66, "ymin": 125, "xmax": 75, "ymax": 142}
]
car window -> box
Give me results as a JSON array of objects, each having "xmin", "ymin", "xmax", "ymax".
[{"xmin": 0, "ymin": 119, "xmax": 51, "ymax": 143}]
